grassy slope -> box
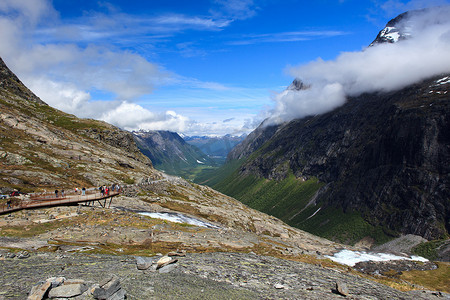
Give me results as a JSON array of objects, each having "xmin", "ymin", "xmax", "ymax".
[{"xmin": 201, "ymin": 158, "xmax": 393, "ymax": 245}]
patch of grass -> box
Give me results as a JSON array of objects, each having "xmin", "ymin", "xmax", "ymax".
[
  {"xmin": 0, "ymin": 219, "xmax": 67, "ymax": 238},
  {"xmin": 194, "ymin": 158, "xmax": 244, "ymax": 186},
  {"xmin": 166, "ymin": 188, "xmax": 190, "ymax": 201},
  {"xmin": 400, "ymin": 262, "xmax": 450, "ymax": 293},
  {"xmin": 215, "ymin": 172, "xmax": 322, "ymax": 218},
  {"xmin": 48, "ymin": 239, "xmax": 184, "ymax": 256},
  {"xmin": 299, "ymin": 207, "xmax": 393, "ymax": 245},
  {"xmin": 412, "ymin": 239, "xmax": 447, "ymax": 260},
  {"xmin": 123, "ymin": 177, "xmax": 135, "ymax": 184}
]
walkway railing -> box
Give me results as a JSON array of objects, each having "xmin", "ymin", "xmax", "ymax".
[{"xmin": 0, "ymin": 190, "xmax": 121, "ymax": 215}]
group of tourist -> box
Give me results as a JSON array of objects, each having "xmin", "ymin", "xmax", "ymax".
[
  {"xmin": 99, "ymin": 184, "xmax": 121, "ymax": 196},
  {"xmin": 47, "ymin": 184, "xmax": 121, "ymax": 199},
  {"xmin": 74, "ymin": 187, "xmax": 87, "ymax": 196}
]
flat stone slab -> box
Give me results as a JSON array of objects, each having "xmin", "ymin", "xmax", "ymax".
[{"xmin": 48, "ymin": 283, "xmax": 87, "ymax": 298}]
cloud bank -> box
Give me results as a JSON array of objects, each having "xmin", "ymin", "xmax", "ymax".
[
  {"xmin": 0, "ymin": 0, "xmax": 261, "ymax": 136},
  {"xmin": 269, "ymin": 5, "xmax": 450, "ymax": 124}
]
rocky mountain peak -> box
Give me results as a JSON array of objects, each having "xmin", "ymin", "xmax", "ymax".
[
  {"xmin": 370, "ymin": 6, "xmax": 450, "ymax": 46},
  {"xmin": 288, "ymin": 78, "xmax": 310, "ymax": 91},
  {"xmin": 370, "ymin": 11, "xmax": 412, "ymax": 46},
  {"xmin": 0, "ymin": 57, "xmax": 46, "ymax": 105}
]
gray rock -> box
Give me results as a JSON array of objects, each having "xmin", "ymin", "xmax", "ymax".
[
  {"xmin": 64, "ymin": 279, "xmax": 85, "ymax": 285},
  {"xmin": 167, "ymin": 250, "xmax": 186, "ymax": 257},
  {"xmin": 156, "ymin": 256, "xmax": 177, "ymax": 269},
  {"xmin": 92, "ymin": 275, "xmax": 121, "ymax": 299},
  {"xmin": 107, "ymin": 288, "xmax": 127, "ymax": 300},
  {"xmin": 336, "ymin": 281, "xmax": 349, "ymax": 296},
  {"xmin": 28, "ymin": 281, "xmax": 51, "ymax": 300},
  {"xmin": 48, "ymin": 277, "xmax": 65, "ymax": 288},
  {"xmin": 158, "ymin": 263, "xmax": 178, "ymax": 274},
  {"xmin": 135, "ymin": 256, "xmax": 154, "ymax": 270},
  {"xmin": 48, "ymin": 283, "xmax": 87, "ymax": 298}
]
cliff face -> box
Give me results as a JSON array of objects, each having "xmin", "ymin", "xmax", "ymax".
[
  {"xmin": 233, "ymin": 75, "xmax": 449, "ymax": 240},
  {"xmin": 0, "ymin": 57, "xmax": 157, "ymax": 192}
]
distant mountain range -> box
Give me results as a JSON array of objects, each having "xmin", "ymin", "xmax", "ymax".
[
  {"xmin": 133, "ymin": 131, "xmax": 246, "ymax": 180},
  {"xmin": 184, "ymin": 134, "xmax": 246, "ymax": 162},
  {"xmin": 133, "ymin": 130, "xmax": 218, "ymax": 179},
  {"xmin": 203, "ymin": 10, "xmax": 450, "ymax": 245}
]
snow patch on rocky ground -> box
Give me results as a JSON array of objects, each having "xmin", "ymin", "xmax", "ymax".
[
  {"xmin": 326, "ymin": 249, "xmax": 428, "ymax": 267},
  {"xmin": 138, "ymin": 211, "xmax": 220, "ymax": 228}
]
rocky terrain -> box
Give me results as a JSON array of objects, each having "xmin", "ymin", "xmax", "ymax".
[
  {"xmin": 1, "ymin": 173, "xmax": 449, "ymax": 298},
  {"xmin": 3, "ymin": 250, "xmax": 446, "ymax": 300},
  {"xmin": 0, "ymin": 57, "xmax": 159, "ymax": 194},
  {"xmin": 1, "ymin": 181, "xmax": 449, "ymax": 299}
]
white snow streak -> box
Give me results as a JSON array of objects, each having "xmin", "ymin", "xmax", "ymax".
[{"xmin": 325, "ymin": 249, "xmax": 428, "ymax": 267}]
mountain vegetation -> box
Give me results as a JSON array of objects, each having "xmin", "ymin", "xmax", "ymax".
[{"xmin": 207, "ymin": 73, "xmax": 450, "ymax": 245}]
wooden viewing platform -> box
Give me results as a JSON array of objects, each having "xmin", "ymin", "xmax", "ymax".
[{"xmin": 0, "ymin": 190, "xmax": 121, "ymax": 215}]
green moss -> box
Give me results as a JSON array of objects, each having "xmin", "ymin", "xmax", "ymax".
[{"xmin": 123, "ymin": 177, "xmax": 135, "ymax": 184}]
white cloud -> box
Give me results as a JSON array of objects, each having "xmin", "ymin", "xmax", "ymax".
[
  {"xmin": 229, "ymin": 30, "xmax": 349, "ymax": 45},
  {"xmin": 26, "ymin": 78, "xmax": 92, "ymax": 114},
  {"xmin": 269, "ymin": 6, "xmax": 450, "ymax": 124},
  {"xmin": 0, "ymin": 0, "xmax": 57, "ymax": 26},
  {"xmin": 100, "ymin": 103, "xmax": 190, "ymax": 132},
  {"xmin": 0, "ymin": 0, "xmax": 249, "ymax": 136}
]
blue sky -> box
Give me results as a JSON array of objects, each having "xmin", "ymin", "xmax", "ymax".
[{"xmin": 1, "ymin": 0, "xmax": 449, "ymax": 136}]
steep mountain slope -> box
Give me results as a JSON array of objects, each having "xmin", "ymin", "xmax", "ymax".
[
  {"xmin": 133, "ymin": 130, "xmax": 216, "ymax": 178},
  {"xmin": 0, "ymin": 57, "xmax": 158, "ymax": 192},
  {"xmin": 208, "ymin": 13, "xmax": 450, "ymax": 244}
]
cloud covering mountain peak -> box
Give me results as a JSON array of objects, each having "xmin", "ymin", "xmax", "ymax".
[{"xmin": 268, "ymin": 6, "xmax": 450, "ymax": 124}]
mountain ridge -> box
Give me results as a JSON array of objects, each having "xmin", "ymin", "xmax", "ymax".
[{"xmin": 0, "ymin": 57, "xmax": 159, "ymax": 192}]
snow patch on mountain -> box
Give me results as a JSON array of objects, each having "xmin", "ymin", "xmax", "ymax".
[
  {"xmin": 436, "ymin": 76, "xmax": 450, "ymax": 85},
  {"xmin": 379, "ymin": 27, "xmax": 400, "ymax": 43}
]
